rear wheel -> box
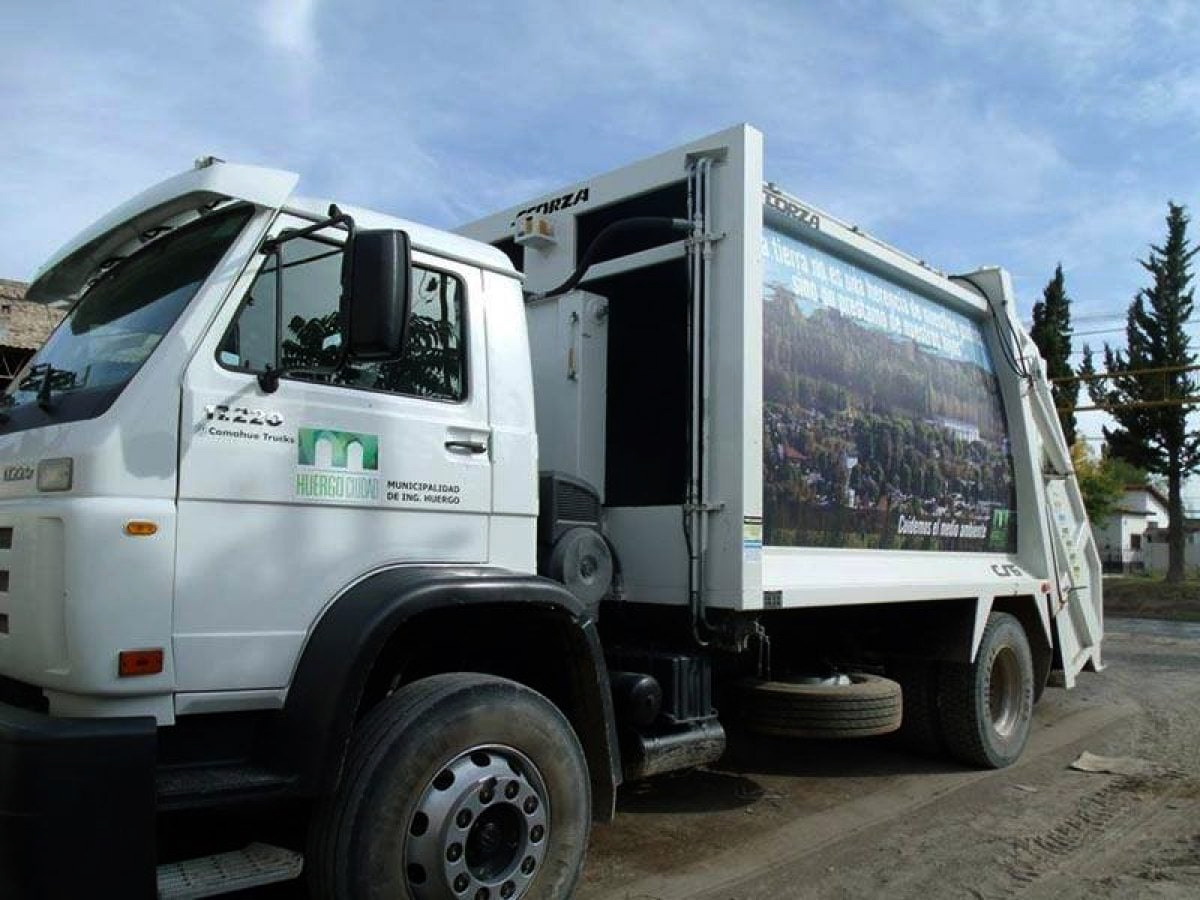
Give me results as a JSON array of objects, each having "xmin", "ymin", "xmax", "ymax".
[
  {"xmin": 309, "ymin": 673, "xmax": 590, "ymax": 900},
  {"xmin": 938, "ymin": 612, "xmax": 1034, "ymax": 768}
]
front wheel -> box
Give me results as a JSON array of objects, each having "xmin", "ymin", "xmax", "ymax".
[
  {"xmin": 938, "ymin": 612, "xmax": 1034, "ymax": 768},
  {"xmin": 309, "ymin": 673, "xmax": 591, "ymax": 900}
]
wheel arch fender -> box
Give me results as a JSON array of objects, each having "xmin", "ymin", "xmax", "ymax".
[
  {"xmin": 987, "ymin": 595, "xmax": 1054, "ymax": 701},
  {"xmin": 271, "ymin": 566, "xmax": 621, "ymax": 819},
  {"xmin": 970, "ymin": 594, "xmax": 1051, "ymax": 658}
]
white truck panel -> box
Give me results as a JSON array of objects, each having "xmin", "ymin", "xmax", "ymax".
[
  {"xmin": 458, "ymin": 123, "xmax": 1101, "ymax": 676},
  {"xmin": 461, "ymin": 124, "xmax": 764, "ymax": 609},
  {"xmin": 525, "ymin": 290, "xmax": 608, "ymax": 498},
  {"xmin": 0, "ymin": 497, "xmax": 177, "ymax": 713}
]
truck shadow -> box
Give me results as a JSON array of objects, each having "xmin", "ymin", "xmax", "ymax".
[
  {"xmin": 616, "ymin": 768, "xmax": 767, "ymax": 814},
  {"xmin": 615, "ymin": 731, "xmax": 971, "ymax": 816},
  {"xmin": 718, "ymin": 730, "xmax": 971, "ymax": 779}
]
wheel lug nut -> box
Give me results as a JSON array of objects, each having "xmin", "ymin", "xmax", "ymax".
[
  {"xmin": 446, "ymin": 842, "xmax": 463, "ymax": 862},
  {"xmin": 501, "ymin": 882, "xmax": 516, "ymax": 898},
  {"xmin": 505, "ymin": 782, "xmax": 519, "ymax": 799},
  {"xmin": 456, "ymin": 809, "xmax": 473, "ymax": 828},
  {"xmin": 523, "ymin": 796, "xmax": 538, "ymax": 814},
  {"xmin": 480, "ymin": 787, "xmax": 494, "ymax": 804},
  {"xmin": 521, "ymin": 856, "xmax": 536, "ymax": 874},
  {"xmin": 474, "ymin": 888, "xmax": 490, "ymax": 900},
  {"xmin": 454, "ymin": 873, "xmax": 469, "ymax": 892},
  {"xmin": 530, "ymin": 824, "xmax": 544, "ymax": 843}
]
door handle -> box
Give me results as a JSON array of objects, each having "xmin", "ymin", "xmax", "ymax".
[{"xmin": 445, "ymin": 439, "xmax": 488, "ymax": 455}]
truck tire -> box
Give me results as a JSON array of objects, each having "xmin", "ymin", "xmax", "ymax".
[
  {"xmin": 309, "ymin": 673, "xmax": 590, "ymax": 900},
  {"xmin": 888, "ymin": 660, "xmax": 945, "ymax": 756},
  {"xmin": 739, "ymin": 673, "xmax": 902, "ymax": 739},
  {"xmin": 938, "ymin": 612, "xmax": 1034, "ymax": 769}
]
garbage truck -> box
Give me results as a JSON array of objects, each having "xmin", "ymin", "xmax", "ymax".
[{"xmin": 0, "ymin": 124, "xmax": 1101, "ymax": 899}]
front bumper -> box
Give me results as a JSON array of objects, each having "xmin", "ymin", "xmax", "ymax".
[{"xmin": 0, "ymin": 699, "xmax": 156, "ymax": 898}]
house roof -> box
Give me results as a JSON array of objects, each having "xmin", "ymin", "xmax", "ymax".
[
  {"xmin": 0, "ymin": 280, "xmax": 62, "ymax": 350},
  {"xmin": 1123, "ymin": 483, "xmax": 1171, "ymax": 511}
]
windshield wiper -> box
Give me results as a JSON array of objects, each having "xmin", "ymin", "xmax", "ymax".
[
  {"xmin": 37, "ymin": 365, "xmax": 56, "ymax": 410},
  {"xmin": 18, "ymin": 363, "xmax": 78, "ymax": 411}
]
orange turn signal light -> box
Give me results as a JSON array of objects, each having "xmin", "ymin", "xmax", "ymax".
[
  {"xmin": 118, "ymin": 649, "xmax": 164, "ymax": 678},
  {"xmin": 124, "ymin": 520, "xmax": 158, "ymax": 537}
]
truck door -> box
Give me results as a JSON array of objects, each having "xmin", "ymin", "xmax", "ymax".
[{"xmin": 173, "ymin": 216, "xmax": 492, "ymax": 696}]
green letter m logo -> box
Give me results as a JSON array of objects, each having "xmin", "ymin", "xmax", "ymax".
[{"xmin": 298, "ymin": 428, "xmax": 379, "ymax": 472}]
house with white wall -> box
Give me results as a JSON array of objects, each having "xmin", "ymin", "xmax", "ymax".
[
  {"xmin": 1144, "ymin": 517, "xmax": 1200, "ymax": 576},
  {"xmin": 1091, "ymin": 484, "xmax": 1169, "ymax": 573}
]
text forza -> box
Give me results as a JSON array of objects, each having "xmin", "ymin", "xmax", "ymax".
[
  {"xmin": 513, "ymin": 188, "xmax": 590, "ymax": 220},
  {"xmin": 764, "ymin": 189, "xmax": 820, "ymax": 230}
]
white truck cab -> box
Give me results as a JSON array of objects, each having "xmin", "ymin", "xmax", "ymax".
[
  {"xmin": 2, "ymin": 161, "xmax": 539, "ymax": 723},
  {"xmin": 0, "ymin": 127, "xmax": 1101, "ymax": 900}
]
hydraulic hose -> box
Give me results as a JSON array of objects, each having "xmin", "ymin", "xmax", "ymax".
[{"xmin": 528, "ymin": 216, "xmax": 691, "ymax": 302}]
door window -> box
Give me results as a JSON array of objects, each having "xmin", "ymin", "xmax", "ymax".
[{"xmin": 218, "ymin": 236, "xmax": 467, "ymax": 402}]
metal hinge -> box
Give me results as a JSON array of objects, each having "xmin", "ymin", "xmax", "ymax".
[
  {"xmin": 1042, "ymin": 468, "xmax": 1075, "ymax": 480},
  {"xmin": 685, "ymin": 231, "xmax": 726, "ymax": 248}
]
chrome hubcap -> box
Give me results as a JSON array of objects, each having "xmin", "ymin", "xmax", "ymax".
[
  {"xmin": 406, "ymin": 746, "xmax": 550, "ymax": 900},
  {"xmin": 988, "ymin": 646, "xmax": 1023, "ymax": 738}
]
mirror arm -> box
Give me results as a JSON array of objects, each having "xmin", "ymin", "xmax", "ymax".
[
  {"xmin": 257, "ymin": 205, "xmax": 357, "ymax": 395},
  {"xmin": 257, "ymin": 368, "xmax": 282, "ymax": 393},
  {"xmin": 260, "ymin": 204, "xmax": 355, "ymax": 255}
]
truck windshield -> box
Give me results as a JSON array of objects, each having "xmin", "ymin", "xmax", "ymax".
[{"xmin": 3, "ymin": 205, "xmax": 252, "ymax": 429}]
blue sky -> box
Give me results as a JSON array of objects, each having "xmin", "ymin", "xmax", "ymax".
[{"xmin": 3, "ymin": 1, "xmax": 1198, "ymax": 493}]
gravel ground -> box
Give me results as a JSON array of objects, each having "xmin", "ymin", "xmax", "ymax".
[
  {"xmin": 577, "ymin": 617, "xmax": 1200, "ymax": 900},
  {"xmin": 234, "ymin": 616, "xmax": 1200, "ymax": 898}
]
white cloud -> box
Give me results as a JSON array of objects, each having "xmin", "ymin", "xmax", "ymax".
[
  {"xmin": 1003, "ymin": 192, "xmax": 1167, "ymax": 307},
  {"xmin": 896, "ymin": 0, "xmax": 1200, "ymax": 129},
  {"xmin": 1, "ymin": 0, "xmax": 1196, "ymax": 303},
  {"xmin": 896, "ymin": 0, "xmax": 1141, "ymax": 77},
  {"xmin": 257, "ymin": 0, "xmax": 320, "ymax": 60},
  {"xmin": 1128, "ymin": 69, "xmax": 1200, "ymax": 127}
]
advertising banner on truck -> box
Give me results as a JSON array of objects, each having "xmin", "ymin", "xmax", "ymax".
[{"xmin": 762, "ymin": 218, "xmax": 1017, "ymax": 552}]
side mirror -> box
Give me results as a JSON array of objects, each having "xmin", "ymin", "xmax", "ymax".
[{"xmin": 342, "ymin": 229, "xmax": 411, "ymax": 361}]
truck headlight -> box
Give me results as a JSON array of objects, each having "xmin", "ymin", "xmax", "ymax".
[{"xmin": 37, "ymin": 458, "xmax": 73, "ymax": 492}]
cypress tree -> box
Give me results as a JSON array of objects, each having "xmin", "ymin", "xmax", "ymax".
[
  {"xmin": 1086, "ymin": 202, "xmax": 1200, "ymax": 582},
  {"xmin": 1029, "ymin": 264, "xmax": 1079, "ymax": 444}
]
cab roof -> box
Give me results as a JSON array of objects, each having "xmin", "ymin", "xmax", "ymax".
[{"xmin": 27, "ymin": 159, "xmax": 516, "ymax": 304}]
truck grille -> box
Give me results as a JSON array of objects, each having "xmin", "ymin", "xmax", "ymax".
[
  {"xmin": 0, "ymin": 526, "xmax": 8, "ymax": 634},
  {"xmin": 0, "ymin": 672, "xmax": 47, "ymax": 713}
]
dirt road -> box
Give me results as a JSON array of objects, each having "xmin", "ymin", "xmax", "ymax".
[
  {"xmin": 578, "ymin": 618, "xmax": 1200, "ymax": 900},
  {"xmin": 238, "ymin": 617, "xmax": 1198, "ymax": 898}
]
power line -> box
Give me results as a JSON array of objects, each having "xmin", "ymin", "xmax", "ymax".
[
  {"xmin": 1025, "ymin": 313, "xmax": 1198, "ymax": 331},
  {"xmin": 1053, "ymin": 362, "xmax": 1200, "ymax": 413},
  {"xmin": 1066, "ymin": 397, "xmax": 1200, "ymax": 413},
  {"xmin": 1052, "ymin": 363, "xmax": 1200, "ymax": 384},
  {"xmin": 1067, "ymin": 332, "xmax": 1200, "ymax": 357},
  {"xmin": 1025, "ymin": 311, "xmax": 1127, "ymax": 327},
  {"xmin": 1067, "ymin": 325, "xmax": 1127, "ymax": 338},
  {"xmin": 1065, "ymin": 318, "xmax": 1199, "ymax": 339},
  {"xmin": 1068, "ymin": 344, "xmax": 1198, "ymax": 357}
]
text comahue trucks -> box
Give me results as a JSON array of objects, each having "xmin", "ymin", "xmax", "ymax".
[{"xmin": 0, "ymin": 126, "xmax": 1101, "ymax": 899}]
